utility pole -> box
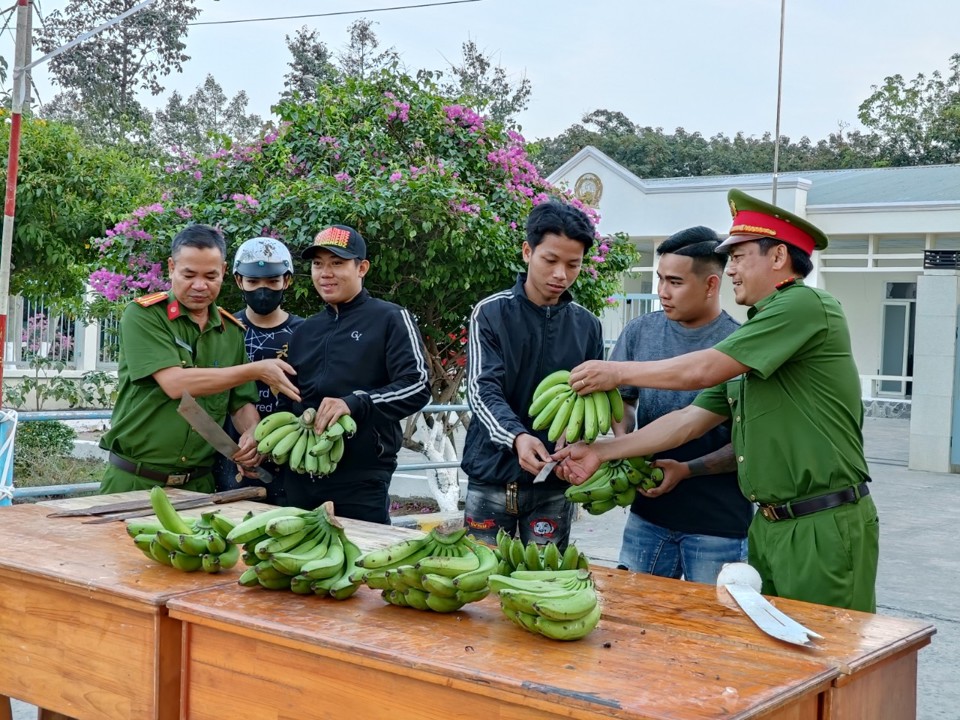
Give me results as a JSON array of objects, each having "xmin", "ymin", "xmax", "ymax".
[{"xmin": 771, "ymin": 0, "xmax": 786, "ymax": 206}]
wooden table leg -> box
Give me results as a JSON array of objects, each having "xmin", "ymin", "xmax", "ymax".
[
  {"xmin": 0, "ymin": 695, "xmax": 12, "ymax": 720},
  {"xmin": 37, "ymin": 709, "xmax": 75, "ymax": 720}
]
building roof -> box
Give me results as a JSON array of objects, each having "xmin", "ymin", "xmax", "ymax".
[{"xmin": 550, "ymin": 146, "xmax": 960, "ymax": 207}]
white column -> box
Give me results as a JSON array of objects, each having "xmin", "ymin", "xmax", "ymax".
[{"xmin": 909, "ymin": 270, "xmax": 960, "ymax": 472}]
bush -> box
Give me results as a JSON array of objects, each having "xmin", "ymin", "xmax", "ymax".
[{"xmin": 13, "ymin": 420, "xmax": 77, "ymax": 476}]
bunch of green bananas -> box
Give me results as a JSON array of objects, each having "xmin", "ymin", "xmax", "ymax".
[
  {"xmin": 253, "ymin": 409, "xmax": 358, "ymax": 476},
  {"xmin": 564, "ymin": 457, "xmax": 665, "ymax": 515},
  {"xmin": 490, "ymin": 568, "xmax": 601, "ymax": 641},
  {"xmin": 127, "ymin": 486, "xmax": 240, "ymax": 573},
  {"xmin": 493, "ymin": 528, "xmax": 589, "ymax": 574},
  {"xmin": 351, "ymin": 528, "xmax": 498, "ymax": 613},
  {"xmin": 227, "ymin": 503, "xmax": 363, "ymax": 599},
  {"xmin": 527, "ymin": 369, "xmax": 625, "ymax": 443}
]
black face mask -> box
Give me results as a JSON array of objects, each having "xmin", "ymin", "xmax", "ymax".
[{"xmin": 242, "ymin": 287, "xmax": 284, "ymax": 315}]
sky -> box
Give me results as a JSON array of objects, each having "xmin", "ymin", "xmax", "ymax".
[{"xmin": 5, "ymin": 0, "xmax": 960, "ymax": 144}]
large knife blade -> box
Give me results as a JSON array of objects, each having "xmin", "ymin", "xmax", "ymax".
[
  {"xmin": 177, "ymin": 391, "xmax": 272, "ymax": 484},
  {"xmin": 724, "ymin": 582, "xmax": 824, "ymax": 647}
]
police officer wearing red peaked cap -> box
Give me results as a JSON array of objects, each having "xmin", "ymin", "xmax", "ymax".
[{"xmin": 558, "ymin": 189, "xmax": 879, "ymax": 612}]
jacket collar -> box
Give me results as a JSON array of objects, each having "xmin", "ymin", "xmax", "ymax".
[
  {"xmin": 513, "ymin": 273, "xmax": 574, "ymax": 311},
  {"xmin": 325, "ymin": 288, "xmax": 370, "ymax": 316}
]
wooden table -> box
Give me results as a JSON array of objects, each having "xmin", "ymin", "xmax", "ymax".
[
  {"xmin": 168, "ymin": 558, "xmax": 932, "ymax": 720},
  {"xmin": 0, "ymin": 491, "xmax": 417, "ymax": 720},
  {"xmin": 597, "ymin": 570, "xmax": 935, "ymax": 720}
]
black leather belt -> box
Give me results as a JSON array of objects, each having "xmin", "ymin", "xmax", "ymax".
[
  {"xmin": 758, "ymin": 481, "xmax": 870, "ymax": 522},
  {"xmin": 108, "ymin": 452, "xmax": 212, "ymax": 487}
]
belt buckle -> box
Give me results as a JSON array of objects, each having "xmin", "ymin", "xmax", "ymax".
[
  {"xmin": 759, "ymin": 504, "xmax": 780, "ymax": 521},
  {"xmin": 166, "ymin": 473, "xmax": 189, "ymax": 487}
]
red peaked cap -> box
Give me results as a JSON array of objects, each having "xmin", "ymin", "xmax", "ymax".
[{"xmin": 718, "ymin": 189, "xmax": 829, "ymax": 255}]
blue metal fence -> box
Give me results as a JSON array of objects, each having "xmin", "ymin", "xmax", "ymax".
[{"xmin": 11, "ymin": 404, "xmax": 472, "ymax": 500}]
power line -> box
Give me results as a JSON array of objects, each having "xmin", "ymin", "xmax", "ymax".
[{"xmin": 187, "ymin": 0, "xmax": 482, "ymax": 27}]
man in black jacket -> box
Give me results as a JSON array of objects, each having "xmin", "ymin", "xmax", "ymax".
[
  {"xmin": 281, "ymin": 225, "xmax": 431, "ymax": 523},
  {"xmin": 462, "ymin": 200, "xmax": 604, "ymax": 549}
]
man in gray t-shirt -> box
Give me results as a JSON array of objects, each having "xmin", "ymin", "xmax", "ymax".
[{"xmin": 610, "ymin": 226, "xmax": 752, "ymax": 583}]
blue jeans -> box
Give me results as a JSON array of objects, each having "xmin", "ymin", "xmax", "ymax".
[
  {"xmin": 618, "ymin": 512, "xmax": 747, "ymax": 584},
  {"xmin": 463, "ymin": 481, "xmax": 574, "ymax": 551}
]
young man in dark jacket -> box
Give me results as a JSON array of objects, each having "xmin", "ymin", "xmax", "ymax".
[
  {"xmin": 461, "ymin": 200, "xmax": 604, "ymax": 549},
  {"xmin": 281, "ymin": 225, "xmax": 431, "ymax": 523}
]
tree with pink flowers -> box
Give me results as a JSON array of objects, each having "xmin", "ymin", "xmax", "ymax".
[{"xmin": 89, "ymin": 69, "xmax": 637, "ymax": 509}]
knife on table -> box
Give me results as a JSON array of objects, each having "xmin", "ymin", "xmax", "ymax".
[
  {"xmin": 176, "ymin": 391, "xmax": 273, "ymax": 484},
  {"xmin": 724, "ymin": 583, "xmax": 824, "ymax": 646}
]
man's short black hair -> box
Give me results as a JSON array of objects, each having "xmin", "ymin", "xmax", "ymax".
[
  {"xmin": 526, "ymin": 200, "xmax": 595, "ymax": 253},
  {"xmin": 656, "ymin": 226, "xmax": 726, "ymax": 276},
  {"xmin": 171, "ymin": 224, "xmax": 227, "ymax": 261},
  {"xmin": 756, "ymin": 238, "xmax": 814, "ymax": 277}
]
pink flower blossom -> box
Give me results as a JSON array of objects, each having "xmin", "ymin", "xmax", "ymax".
[{"xmin": 389, "ymin": 172, "xmax": 403, "ymax": 183}]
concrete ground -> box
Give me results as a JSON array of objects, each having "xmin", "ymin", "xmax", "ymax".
[{"xmin": 11, "ymin": 417, "xmax": 958, "ymax": 719}]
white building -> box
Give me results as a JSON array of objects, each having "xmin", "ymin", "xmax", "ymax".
[{"xmin": 549, "ymin": 146, "xmax": 960, "ymax": 473}]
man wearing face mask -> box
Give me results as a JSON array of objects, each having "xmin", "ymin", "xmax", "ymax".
[{"xmin": 214, "ymin": 237, "xmax": 304, "ymax": 504}]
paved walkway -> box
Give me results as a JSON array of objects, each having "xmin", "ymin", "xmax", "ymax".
[{"xmin": 12, "ymin": 418, "xmax": 958, "ymax": 719}]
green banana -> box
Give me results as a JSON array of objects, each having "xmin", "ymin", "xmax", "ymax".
[
  {"xmin": 290, "ymin": 574, "xmax": 314, "ymax": 595},
  {"xmin": 541, "ymin": 542, "xmax": 561, "ymax": 571},
  {"xmin": 523, "ymin": 541, "xmax": 543, "ymax": 571},
  {"xmin": 309, "ymin": 432, "xmax": 336, "ymax": 457},
  {"xmin": 208, "ymin": 513, "xmax": 237, "ymax": 538},
  {"xmin": 170, "ymin": 550, "xmax": 204, "ymax": 572},
  {"xmin": 559, "ymin": 543, "xmax": 580, "ymax": 571},
  {"xmin": 582, "ymin": 391, "xmax": 598, "ymax": 442},
  {"xmin": 431, "ymin": 527, "xmax": 468, "ymax": 545},
  {"xmin": 258, "ymin": 575, "xmax": 293, "ymax": 591},
  {"xmin": 527, "ymin": 382, "xmax": 570, "ymax": 417},
  {"xmin": 402, "ymin": 586, "xmax": 431, "ymax": 610},
  {"xmin": 257, "ymin": 422, "xmax": 299, "ymax": 454},
  {"xmin": 213, "ymin": 543, "xmax": 240, "ymax": 570},
  {"xmin": 614, "ymin": 487, "xmax": 637, "ymax": 507},
  {"xmin": 315, "ymin": 452, "xmax": 333, "ymax": 476},
  {"xmin": 456, "ymin": 587, "xmax": 490, "ymax": 603},
  {"xmin": 415, "ymin": 553, "xmax": 481, "ymax": 578},
  {"xmin": 592, "ymin": 390, "xmax": 611, "ymax": 436},
  {"xmin": 154, "ymin": 528, "xmax": 184, "ymax": 553},
  {"xmin": 424, "ymin": 593, "xmax": 466, "ymax": 613},
  {"xmin": 608, "ymin": 466, "xmax": 631, "ymax": 493},
  {"xmin": 254, "ymin": 411, "xmax": 298, "ymax": 441},
  {"xmin": 126, "ymin": 519, "xmax": 165, "ymax": 538},
  {"xmin": 420, "ymin": 572, "xmax": 458, "ymax": 598},
  {"xmin": 584, "ymin": 497, "xmax": 618, "ymax": 515},
  {"xmin": 533, "ymin": 586, "xmax": 598, "ymax": 621},
  {"xmin": 149, "ymin": 486, "xmax": 193, "ymax": 535},
  {"xmin": 271, "ymin": 426, "xmax": 304, "ymax": 459},
  {"xmin": 357, "ymin": 534, "xmax": 431, "ymax": 569},
  {"xmin": 508, "ymin": 537, "xmax": 526, "ymax": 571},
  {"xmin": 176, "ymin": 532, "xmax": 211, "ymax": 556},
  {"xmin": 532, "ymin": 601, "xmax": 602, "ymax": 641},
  {"xmin": 269, "ymin": 531, "xmax": 330, "ymax": 575},
  {"xmin": 337, "ymin": 415, "xmax": 358, "ymax": 437},
  {"xmin": 547, "ymin": 393, "xmax": 577, "ymax": 443},
  {"xmin": 304, "ymin": 442, "xmax": 320, "ymax": 476},
  {"xmin": 201, "ymin": 553, "xmax": 222, "ymax": 574},
  {"xmin": 238, "ymin": 567, "xmax": 260, "ymax": 586},
  {"xmin": 256, "ymin": 528, "xmax": 313, "ymax": 559},
  {"xmin": 324, "ymin": 421, "xmax": 344, "ymax": 439},
  {"xmin": 531, "ymin": 369, "xmax": 571, "ymax": 401},
  {"xmin": 289, "ymin": 431, "xmax": 310, "ymax": 474},
  {"xmin": 226, "ymin": 506, "xmax": 309, "ymax": 545},
  {"xmin": 564, "ymin": 394, "xmax": 586, "ymax": 443},
  {"xmin": 149, "ymin": 537, "xmax": 174, "ymax": 566},
  {"xmin": 301, "ymin": 539, "xmax": 346, "ymax": 580},
  {"xmin": 330, "ymin": 436, "xmax": 345, "ymax": 464},
  {"xmin": 607, "ymin": 388, "xmax": 625, "ymax": 424},
  {"xmin": 452, "ymin": 544, "xmax": 499, "ymax": 592},
  {"xmin": 328, "ymin": 531, "xmax": 364, "ymax": 600},
  {"xmin": 265, "ymin": 515, "xmax": 309, "ymax": 538},
  {"xmin": 531, "ymin": 391, "xmax": 569, "ymax": 431}
]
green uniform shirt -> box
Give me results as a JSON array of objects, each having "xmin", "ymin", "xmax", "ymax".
[
  {"xmin": 100, "ymin": 291, "xmax": 258, "ymax": 474},
  {"xmin": 693, "ymin": 280, "xmax": 869, "ymax": 504}
]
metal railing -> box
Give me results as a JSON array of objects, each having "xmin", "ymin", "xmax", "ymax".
[{"xmin": 11, "ymin": 404, "xmax": 472, "ymax": 500}]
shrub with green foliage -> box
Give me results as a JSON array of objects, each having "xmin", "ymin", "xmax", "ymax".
[{"xmin": 88, "ymin": 69, "xmax": 638, "ymax": 405}]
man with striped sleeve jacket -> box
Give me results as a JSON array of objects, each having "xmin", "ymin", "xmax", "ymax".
[
  {"xmin": 461, "ymin": 200, "xmax": 604, "ymax": 550},
  {"xmin": 279, "ymin": 224, "xmax": 431, "ymax": 524}
]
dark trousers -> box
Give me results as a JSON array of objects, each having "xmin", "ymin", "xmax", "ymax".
[
  {"xmin": 463, "ymin": 480, "xmax": 574, "ymax": 551},
  {"xmin": 283, "ymin": 468, "xmax": 393, "ymax": 525}
]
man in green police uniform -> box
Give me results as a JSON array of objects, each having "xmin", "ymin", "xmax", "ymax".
[
  {"xmin": 99, "ymin": 225, "xmax": 301, "ymax": 494},
  {"xmin": 555, "ymin": 189, "xmax": 879, "ymax": 613}
]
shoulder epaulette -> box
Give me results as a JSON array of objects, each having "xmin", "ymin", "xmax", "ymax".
[
  {"xmin": 134, "ymin": 291, "xmax": 169, "ymax": 307},
  {"xmin": 219, "ymin": 307, "xmax": 247, "ymax": 331}
]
